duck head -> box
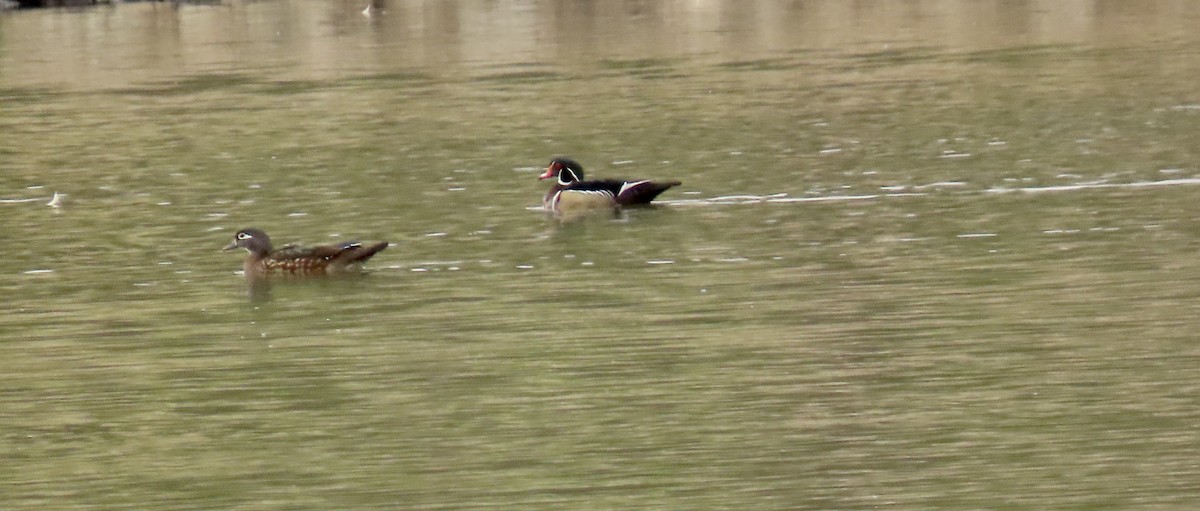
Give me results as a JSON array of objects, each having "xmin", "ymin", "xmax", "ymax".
[
  {"xmin": 224, "ymin": 228, "xmax": 273, "ymax": 256},
  {"xmin": 539, "ymin": 157, "xmax": 584, "ymax": 185}
]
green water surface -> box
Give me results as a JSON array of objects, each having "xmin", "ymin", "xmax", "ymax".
[{"xmin": 2, "ymin": 1, "xmax": 1200, "ymax": 509}]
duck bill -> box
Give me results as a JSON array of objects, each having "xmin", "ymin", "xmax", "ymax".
[
  {"xmin": 222, "ymin": 241, "xmax": 239, "ymax": 251},
  {"xmin": 538, "ymin": 166, "xmax": 555, "ymax": 180}
]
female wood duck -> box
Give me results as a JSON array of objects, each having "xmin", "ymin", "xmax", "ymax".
[
  {"xmin": 223, "ymin": 228, "xmax": 389, "ymax": 279},
  {"xmin": 538, "ymin": 157, "xmax": 681, "ymax": 215}
]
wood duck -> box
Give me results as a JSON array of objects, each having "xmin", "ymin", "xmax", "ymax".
[
  {"xmin": 223, "ymin": 228, "xmax": 389, "ymax": 279},
  {"xmin": 538, "ymin": 157, "xmax": 681, "ymax": 215}
]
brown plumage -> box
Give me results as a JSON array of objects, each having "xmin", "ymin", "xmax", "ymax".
[{"xmin": 224, "ymin": 228, "xmax": 388, "ymax": 279}]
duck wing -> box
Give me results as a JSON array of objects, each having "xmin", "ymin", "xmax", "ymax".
[{"xmin": 613, "ymin": 179, "xmax": 681, "ymax": 204}]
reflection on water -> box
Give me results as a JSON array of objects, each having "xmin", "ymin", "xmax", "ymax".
[
  {"xmin": 4, "ymin": 0, "xmax": 1200, "ymax": 509},
  {"xmin": 5, "ymin": 0, "xmax": 1200, "ymax": 89}
]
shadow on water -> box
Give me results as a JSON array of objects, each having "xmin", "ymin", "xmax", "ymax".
[
  {"xmin": 242, "ymin": 273, "xmax": 387, "ymax": 306},
  {"xmin": 246, "ymin": 278, "xmax": 272, "ymax": 304}
]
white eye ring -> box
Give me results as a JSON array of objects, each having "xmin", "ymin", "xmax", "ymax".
[{"xmin": 237, "ymin": 232, "xmax": 252, "ymax": 240}]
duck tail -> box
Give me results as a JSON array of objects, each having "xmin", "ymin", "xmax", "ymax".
[{"xmin": 341, "ymin": 241, "xmax": 389, "ymax": 263}]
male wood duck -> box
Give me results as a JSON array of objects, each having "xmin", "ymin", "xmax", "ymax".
[
  {"xmin": 538, "ymin": 157, "xmax": 681, "ymax": 215},
  {"xmin": 223, "ymin": 228, "xmax": 388, "ymax": 279}
]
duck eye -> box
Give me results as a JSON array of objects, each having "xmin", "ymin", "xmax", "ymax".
[{"xmin": 237, "ymin": 232, "xmax": 252, "ymax": 240}]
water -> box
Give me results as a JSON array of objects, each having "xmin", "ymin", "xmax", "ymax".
[{"xmin": 3, "ymin": 1, "xmax": 1200, "ymax": 509}]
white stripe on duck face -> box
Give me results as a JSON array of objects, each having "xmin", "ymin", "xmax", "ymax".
[
  {"xmin": 617, "ymin": 180, "xmax": 651, "ymax": 197},
  {"xmin": 557, "ymin": 168, "xmax": 581, "ymax": 185}
]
